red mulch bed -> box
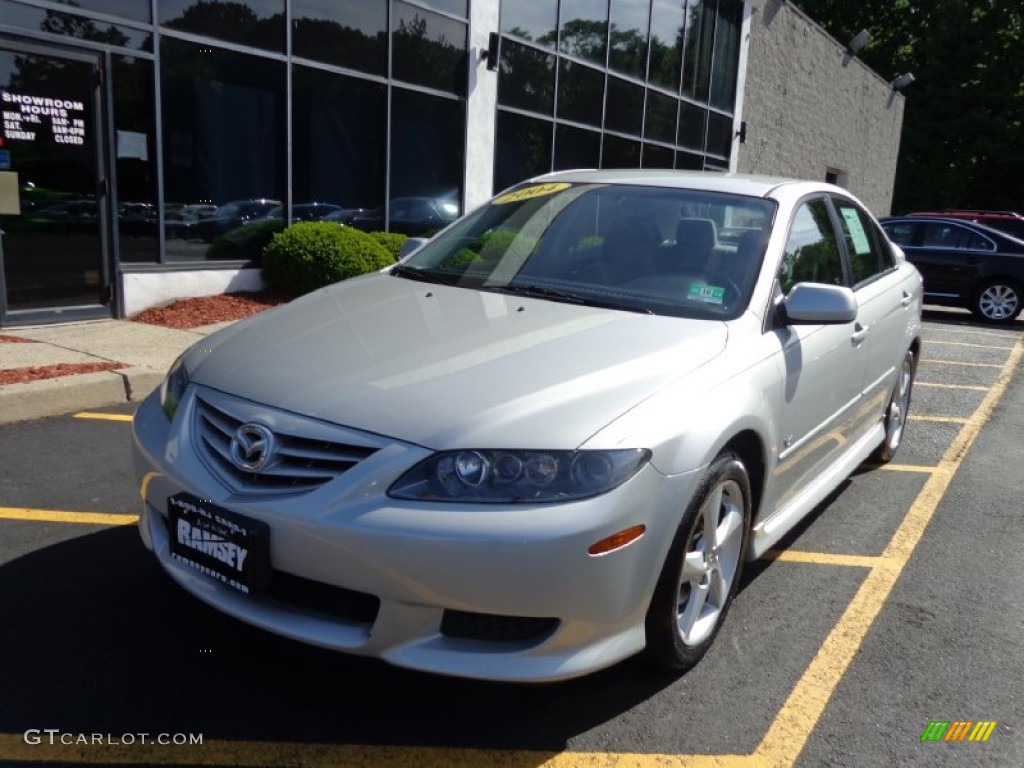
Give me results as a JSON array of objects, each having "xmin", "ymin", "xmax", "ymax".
[
  {"xmin": 130, "ymin": 291, "xmax": 287, "ymax": 329},
  {"xmin": 0, "ymin": 361, "xmax": 125, "ymax": 386},
  {"xmin": 0, "ymin": 335, "xmax": 34, "ymax": 343}
]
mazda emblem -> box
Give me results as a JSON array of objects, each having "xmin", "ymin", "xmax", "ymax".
[{"xmin": 229, "ymin": 423, "xmax": 275, "ymax": 472}]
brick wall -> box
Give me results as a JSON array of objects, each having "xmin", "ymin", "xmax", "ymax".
[{"xmin": 737, "ymin": 0, "xmax": 905, "ymax": 215}]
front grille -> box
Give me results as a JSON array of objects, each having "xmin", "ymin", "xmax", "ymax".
[
  {"xmin": 194, "ymin": 393, "xmax": 378, "ymax": 495},
  {"xmin": 440, "ymin": 610, "xmax": 559, "ymax": 644}
]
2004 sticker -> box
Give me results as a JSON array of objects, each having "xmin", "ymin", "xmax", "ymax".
[{"xmin": 493, "ymin": 182, "xmax": 572, "ymax": 205}]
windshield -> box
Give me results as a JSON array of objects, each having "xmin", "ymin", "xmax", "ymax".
[{"xmin": 398, "ymin": 182, "xmax": 775, "ymax": 320}]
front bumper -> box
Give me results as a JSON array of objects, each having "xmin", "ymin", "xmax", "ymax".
[{"xmin": 132, "ymin": 388, "xmax": 699, "ymax": 681}]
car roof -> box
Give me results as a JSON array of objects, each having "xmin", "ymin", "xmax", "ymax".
[{"xmin": 527, "ymin": 168, "xmax": 845, "ymax": 201}]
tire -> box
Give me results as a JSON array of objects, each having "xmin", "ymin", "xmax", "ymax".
[
  {"xmin": 645, "ymin": 451, "xmax": 751, "ymax": 671},
  {"xmin": 971, "ymin": 279, "xmax": 1022, "ymax": 324},
  {"xmin": 874, "ymin": 349, "xmax": 916, "ymax": 463}
]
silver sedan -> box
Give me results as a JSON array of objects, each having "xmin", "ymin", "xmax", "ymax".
[{"xmin": 132, "ymin": 171, "xmax": 923, "ymax": 681}]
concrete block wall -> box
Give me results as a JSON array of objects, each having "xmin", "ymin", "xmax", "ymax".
[{"xmin": 737, "ymin": 0, "xmax": 905, "ymax": 216}]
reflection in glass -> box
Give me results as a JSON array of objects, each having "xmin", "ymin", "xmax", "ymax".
[
  {"xmin": 500, "ymin": 0, "xmax": 557, "ymax": 46},
  {"xmin": 602, "ymin": 135, "xmax": 642, "ymax": 168},
  {"xmin": 113, "ymin": 56, "xmax": 158, "ymax": 263},
  {"xmin": 604, "ymin": 76, "xmax": 643, "ymax": 136},
  {"xmin": 58, "ymin": 0, "xmax": 151, "ymax": 22},
  {"xmin": 159, "ymin": 0, "xmax": 285, "ymax": 53},
  {"xmin": 557, "ymin": 59, "xmax": 604, "ymax": 127},
  {"xmin": 642, "ymin": 143, "xmax": 674, "ymax": 168},
  {"xmin": 392, "ymin": 1, "xmax": 468, "ymax": 95},
  {"xmin": 559, "ymin": 0, "xmax": 608, "ymax": 65},
  {"xmin": 0, "ymin": 2, "xmax": 152, "ymax": 51},
  {"xmin": 160, "ymin": 39, "xmax": 285, "ymax": 261},
  {"xmin": 292, "ymin": 0, "xmax": 387, "ymax": 76},
  {"xmin": 649, "ymin": 0, "xmax": 685, "ymax": 91},
  {"xmin": 706, "ymin": 110, "xmax": 732, "ymax": 158},
  {"xmin": 415, "ymin": 0, "xmax": 467, "ymax": 16},
  {"xmin": 498, "ymin": 40, "xmax": 555, "ymax": 115},
  {"xmin": 388, "ymin": 89, "xmax": 464, "ymax": 236},
  {"xmin": 608, "ymin": 0, "xmax": 649, "ymax": 79},
  {"xmin": 645, "ymin": 89, "xmax": 677, "ymax": 144},
  {"xmin": 293, "ymin": 66, "xmax": 385, "ymax": 219},
  {"xmin": 676, "ymin": 150, "xmax": 703, "ymax": 170},
  {"xmin": 710, "ymin": 0, "xmax": 741, "ymax": 110},
  {"xmin": 494, "ymin": 112, "xmax": 553, "ymax": 193},
  {"xmin": 554, "ymin": 124, "xmax": 600, "ymax": 170},
  {"xmin": 681, "ymin": 0, "xmax": 714, "ymax": 103},
  {"xmin": 677, "ymin": 100, "xmax": 706, "ymax": 150}
]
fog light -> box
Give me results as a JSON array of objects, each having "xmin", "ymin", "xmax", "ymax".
[{"xmin": 587, "ymin": 525, "xmax": 646, "ymax": 556}]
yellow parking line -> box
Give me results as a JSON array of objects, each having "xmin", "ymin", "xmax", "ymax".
[
  {"xmin": 74, "ymin": 412, "xmax": 134, "ymax": 422},
  {"xmin": 875, "ymin": 463, "xmax": 942, "ymax": 474},
  {"xmin": 755, "ymin": 335, "xmax": 1023, "ymax": 766},
  {"xmin": 763, "ymin": 550, "xmax": 891, "ymax": 569},
  {"xmin": 914, "ymin": 382, "xmax": 989, "ymax": 392},
  {"xmin": 907, "ymin": 414, "xmax": 969, "ymax": 424},
  {"xmin": 0, "ymin": 507, "xmax": 138, "ymax": 526},
  {"xmin": 922, "ymin": 340, "xmax": 1015, "ymax": 350},
  {"xmin": 918, "ymin": 359, "xmax": 1003, "ymax": 369}
]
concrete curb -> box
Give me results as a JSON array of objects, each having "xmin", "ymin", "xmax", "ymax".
[{"xmin": 0, "ymin": 371, "xmax": 130, "ymax": 425}]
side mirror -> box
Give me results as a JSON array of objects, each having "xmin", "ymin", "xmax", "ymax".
[
  {"xmin": 781, "ymin": 283, "xmax": 858, "ymax": 325},
  {"xmin": 398, "ymin": 237, "xmax": 429, "ymax": 261}
]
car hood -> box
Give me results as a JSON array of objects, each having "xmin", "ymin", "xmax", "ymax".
[{"xmin": 187, "ymin": 273, "xmax": 728, "ymax": 449}]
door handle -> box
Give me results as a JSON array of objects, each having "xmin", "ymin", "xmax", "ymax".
[
  {"xmin": 851, "ymin": 323, "xmax": 869, "ymax": 345},
  {"xmin": 901, "ymin": 290, "xmax": 912, "ymax": 307}
]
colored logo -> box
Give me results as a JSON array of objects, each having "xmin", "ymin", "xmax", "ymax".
[{"xmin": 921, "ymin": 720, "xmax": 997, "ymax": 742}]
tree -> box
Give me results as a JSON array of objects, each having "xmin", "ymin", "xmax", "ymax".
[{"xmin": 796, "ymin": 0, "xmax": 1024, "ymax": 213}]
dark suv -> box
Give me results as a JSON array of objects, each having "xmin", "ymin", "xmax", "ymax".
[{"xmin": 905, "ymin": 210, "xmax": 1024, "ymax": 240}]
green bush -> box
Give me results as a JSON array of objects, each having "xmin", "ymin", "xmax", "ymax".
[
  {"xmin": 368, "ymin": 231, "xmax": 409, "ymax": 260},
  {"xmin": 261, "ymin": 222, "xmax": 395, "ymax": 297},
  {"xmin": 207, "ymin": 220, "xmax": 285, "ymax": 261}
]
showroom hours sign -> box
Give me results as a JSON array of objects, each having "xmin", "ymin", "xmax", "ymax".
[{"xmin": 2, "ymin": 90, "xmax": 86, "ymax": 145}]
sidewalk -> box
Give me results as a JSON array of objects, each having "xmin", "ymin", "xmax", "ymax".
[{"xmin": 0, "ymin": 319, "xmax": 233, "ymax": 425}]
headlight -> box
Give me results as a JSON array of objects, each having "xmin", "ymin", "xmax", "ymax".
[
  {"xmin": 388, "ymin": 449, "xmax": 650, "ymax": 503},
  {"xmin": 159, "ymin": 353, "xmax": 190, "ymax": 420}
]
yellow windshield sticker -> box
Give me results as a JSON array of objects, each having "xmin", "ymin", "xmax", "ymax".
[{"xmin": 493, "ymin": 182, "xmax": 572, "ymax": 205}]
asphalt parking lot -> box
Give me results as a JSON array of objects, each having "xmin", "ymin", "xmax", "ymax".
[{"xmin": 0, "ymin": 309, "xmax": 1021, "ymax": 767}]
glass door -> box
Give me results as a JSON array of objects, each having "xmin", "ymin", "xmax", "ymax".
[{"xmin": 0, "ymin": 37, "xmax": 111, "ymax": 326}]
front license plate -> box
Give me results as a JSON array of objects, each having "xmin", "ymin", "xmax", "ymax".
[{"xmin": 168, "ymin": 493, "xmax": 271, "ymax": 593}]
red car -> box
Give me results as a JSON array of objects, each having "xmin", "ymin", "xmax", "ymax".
[{"xmin": 905, "ymin": 210, "xmax": 1024, "ymax": 240}]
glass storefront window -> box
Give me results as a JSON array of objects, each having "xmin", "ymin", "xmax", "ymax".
[
  {"xmin": 159, "ymin": 0, "xmax": 285, "ymax": 53},
  {"xmin": 0, "ymin": 1, "xmax": 152, "ymax": 51},
  {"xmin": 501, "ymin": 0, "xmax": 558, "ymax": 47},
  {"xmin": 497, "ymin": 39, "xmax": 555, "ymax": 115},
  {"xmin": 559, "ymin": 0, "xmax": 608, "ymax": 65},
  {"xmin": 608, "ymin": 0, "xmax": 650, "ymax": 79},
  {"xmin": 61, "ymin": 0, "xmax": 152, "ymax": 22},
  {"xmin": 387, "ymin": 88, "xmax": 464, "ymax": 236},
  {"xmin": 644, "ymin": 89, "xmax": 677, "ymax": 144},
  {"xmin": 602, "ymin": 135, "xmax": 641, "ymax": 168},
  {"xmin": 706, "ymin": 110, "xmax": 733, "ymax": 158},
  {"xmin": 113, "ymin": 55, "xmax": 158, "ymax": 263},
  {"xmin": 292, "ymin": 0, "xmax": 387, "ymax": 76},
  {"xmin": 676, "ymin": 150, "xmax": 704, "ymax": 170},
  {"xmin": 681, "ymin": 0, "xmax": 714, "ymax": 103},
  {"xmin": 677, "ymin": 100, "xmax": 706, "ymax": 151},
  {"xmin": 604, "ymin": 76, "xmax": 644, "ymax": 136},
  {"xmin": 557, "ymin": 59, "xmax": 604, "ymax": 127},
  {"xmin": 648, "ymin": 0, "xmax": 685, "ymax": 91},
  {"xmin": 413, "ymin": 0, "xmax": 467, "ymax": 16},
  {"xmin": 553, "ymin": 123, "xmax": 600, "ymax": 170},
  {"xmin": 642, "ymin": 143, "xmax": 674, "ymax": 168},
  {"xmin": 392, "ymin": 1, "xmax": 468, "ymax": 95},
  {"xmin": 494, "ymin": 111, "xmax": 553, "ymax": 193},
  {"xmin": 709, "ymin": 0, "xmax": 741, "ymax": 111},
  {"xmin": 160, "ymin": 38, "xmax": 286, "ymax": 261},
  {"xmin": 292, "ymin": 66, "xmax": 386, "ymax": 222}
]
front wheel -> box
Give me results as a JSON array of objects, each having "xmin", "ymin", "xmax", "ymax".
[
  {"xmin": 971, "ymin": 279, "xmax": 1022, "ymax": 323},
  {"xmin": 645, "ymin": 452, "xmax": 751, "ymax": 671},
  {"xmin": 874, "ymin": 349, "xmax": 916, "ymax": 463}
]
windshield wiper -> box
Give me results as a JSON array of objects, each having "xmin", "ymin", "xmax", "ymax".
[
  {"xmin": 498, "ymin": 283, "xmax": 653, "ymax": 314},
  {"xmin": 390, "ymin": 264, "xmax": 454, "ymax": 285}
]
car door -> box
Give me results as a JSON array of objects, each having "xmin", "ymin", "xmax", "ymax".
[
  {"xmin": 768, "ymin": 196, "xmax": 867, "ymax": 512},
  {"xmin": 898, "ymin": 220, "xmax": 994, "ymax": 301},
  {"xmin": 831, "ymin": 196, "xmax": 913, "ymax": 427}
]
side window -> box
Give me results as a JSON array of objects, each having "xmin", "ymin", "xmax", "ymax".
[
  {"xmin": 921, "ymin": 222, "xmax": 961, "ymax": 248},
  {"xmin": 960, "ymin": 229, "xmax": 995, "ymax": 251},
  {"xmin": 882, "ymin": 221, "xmax": 916, "ymax": 246},
  {"xmin": 778, "ymin": 198, "xmax": 845, "ymax": 294},
  {"xmin": 834, "ymin": 199, "xmax": 895, "ymax": 286}
]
